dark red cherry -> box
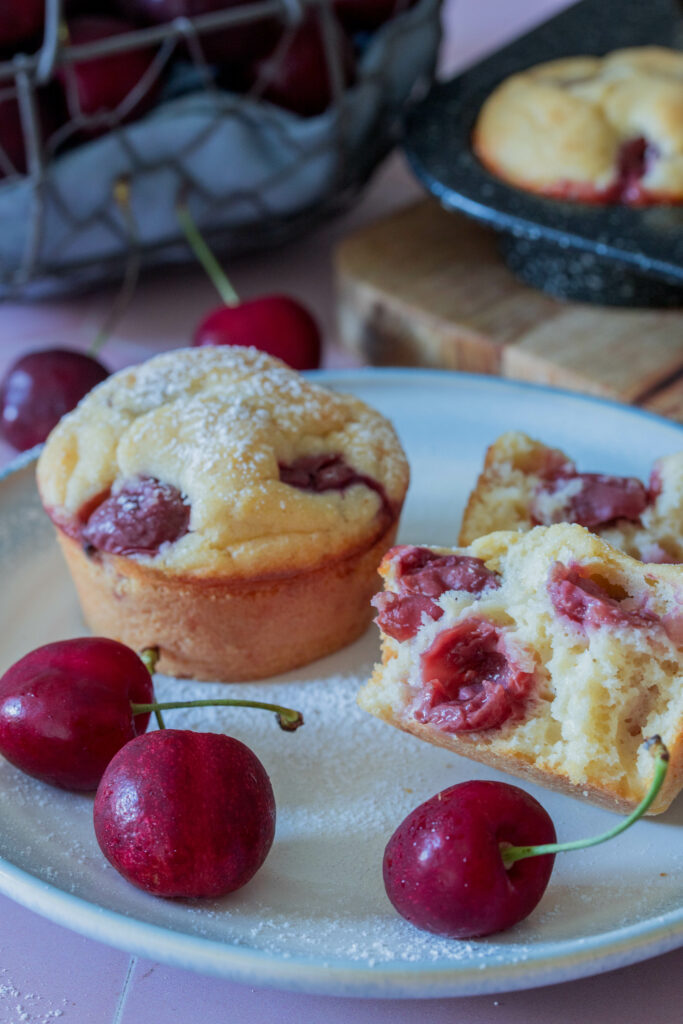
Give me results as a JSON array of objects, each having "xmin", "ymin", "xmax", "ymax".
[
  {"xmin": 333, "ymin": 0, "xmax": 416, "ymax": 32},
  {"xmin": 417, "ymin": 618, "xmax": 535, "ymax": 732},
  {"xmin": 0, "ymin": 349, "xmax": 109, "ymax": 451},
  {"xmin": 113, "ymin": 0, "xmax": 280, "ymax": 62},
  {"xmin": 81, "ymin": 476, "xmax": 191, "ymax": 556},
  {"xmin": 0, "ymin": 95, "xmax": 28, "ymax": 178},
  {"xmin": 57, "ymin": 17, "xmax": 159, "ymax": 134},
  {"xmin": 383, "ymin": 780, "xmax": 556, "ymax": 939},
  {"xmin": 372, "ymin": 590, "xmax": 443, "ymax": 641},
  {"xmin": 532, "ymin": 472, "xmax": 647, "ymax": 528},
  {"xmin": 193, "ymin": 294, "xmax": 322, "ymax": 370},
  {"xmin": 246, "ymin": 11, "xmax": 355, "ymax": 117},
  {"xmin": 94, "ymin": 729, "xmax": 277, "ymax": 897},
  {"xmin": 0, "ymin": 4, "xmax": 44, "ymax": 51},
  {"xmin": 0, "ymin": 638, "xmax": 154, "ymax": 791}
]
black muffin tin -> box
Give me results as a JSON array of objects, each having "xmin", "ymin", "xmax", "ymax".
[{"xmin": 403, "ymin": 0, "xmax": 683, "ymax": 307}]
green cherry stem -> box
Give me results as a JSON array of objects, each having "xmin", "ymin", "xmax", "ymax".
[
  {"xmin": 138, "ymin": 647, "xmax": 165, "ymax": 731},
  {"xmin": 88, "ymin": 177, "xmax": 142, "ymax": 358},
  {"xmin": 502, "ymin": 736, "xmax": 669, "ymax": 868},
  {"xmin": 130, "ymin": 698, "xmax": 304, "ymax": 733},
  {"xmin": 176, "ymin": 197, "xmax": 240, "ymax": 308}
]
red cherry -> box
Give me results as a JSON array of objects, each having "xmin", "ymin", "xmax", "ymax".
[
  {"xmin": 193, "ymin": 295, "xmax": 322, "ymax": 370},
  {"xmin": 0, "ymin": 4, "xmax": 44, "ymax": 51},
  {"xmin": 57, "ymin": 16, "xmax": 159, "ymax": 134},
  {"xmin": 94, "ymin": 729, "xmax": 277, "ymax": 898},
  {"xmin": 0, "ymin": 86, "xmax": 66, "ymax": 179},
  {"xmin": 0, "ymin": 348, "xmax": 109, "ymax": 451},
  {"xmin": 333, "ymin": 0, "xmax": 416, "ymax": 32},
  {"xmin": 81, "ymin": 476, "xmax": 191, "ymax": 556},
  {"xmin": 0, "ymin": 95, "xmax": 28, "ymax": 178},
  {"xmin": 383, "ymin": 781, "xmax": 556, "ymax": 938},
  {"xmin": 114, "ymin": 0, "xmax": 281, "ymax": 62},
  {"xmin": 0, "ymin": 638, "xmax": 154, "ymax": 792},
  {"xmin": 247, "ymin": 11, "xmax": 355, "ymax": 117}
]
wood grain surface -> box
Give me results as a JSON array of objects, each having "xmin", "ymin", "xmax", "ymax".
[{"xmin": 335, "ymin": 200, "xmax": 683, "ymax": 421}]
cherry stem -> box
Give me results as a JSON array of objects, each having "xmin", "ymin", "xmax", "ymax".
[
  {"xmin": 501, "ymin": 736, "xmax": 669, "ymax": 868},
  {"xmin": 129, "ymin": 698, "xmax": 304, "ymax": 733},
  {"xmin": 176, "ymin": 198, "xmax": 239, "ymax": 308},
  {"xmin": 88, "ymin": 177, "xmax": 142, "ymax": 358},
  {"xmin": 139, "ymin": 647, "xmax": 165, "ymax": 731}
]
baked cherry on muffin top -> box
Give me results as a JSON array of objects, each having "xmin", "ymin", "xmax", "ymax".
[
  {"xmin": 473, "ymin": 47, "xmax": 683, "ymax": 205},
  {"xmin": 36, "ymin": 347, "xmax": 409, "ymax": 578}
]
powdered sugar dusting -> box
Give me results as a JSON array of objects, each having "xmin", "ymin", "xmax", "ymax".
[
  {"xmin": 0, "ymin": 637, "xmax": 679, "ymax": 974},
  {"xmin": 0, "ymin": 971, "xmax": 66, "ymax": 1023},
  {"xmin": 37, "ymin": 347, "xmax": 409, "ymax": 574}
]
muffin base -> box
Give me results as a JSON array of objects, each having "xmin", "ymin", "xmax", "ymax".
[{"xmin": 57, "ymin": 523, "xmax": 398, "ymax": 682}]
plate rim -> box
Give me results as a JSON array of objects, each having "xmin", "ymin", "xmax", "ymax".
[{"xmin": 1, "ymin": 366, "xmax": 682, "ymax": 998}]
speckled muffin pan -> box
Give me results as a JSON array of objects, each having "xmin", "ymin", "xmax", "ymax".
[{"xmin": 403, "ymin": 0, "xmax": 683, "ymax": 307}]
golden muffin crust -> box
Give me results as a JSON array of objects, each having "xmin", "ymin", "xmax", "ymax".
[
  {"xmin": 459, "ymin": 430, "xmax": 683, "ymax": 564},
  {"xmin": 37, "ymin": 347, "xmax": 410, "ymax": 579},
  {"xmin": 358, "ymin": 525, "xmax": 683, "ymax": 814},
  {"xmin": 473, "ymin": 47, "xmax": 683, "ymax": 203}
]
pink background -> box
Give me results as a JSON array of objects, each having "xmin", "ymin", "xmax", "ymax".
[{"xmin": 2, "ymin": 1, "xmax": 683, "ymax": 1020}]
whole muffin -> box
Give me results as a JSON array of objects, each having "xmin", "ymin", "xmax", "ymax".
[
  {"xmin": 473, "ymin": 47, "xmax": 683, "ymax": 205},
  {"xmin": 37, "ymin": 347, "xmax": 410, "ymax": 681}
]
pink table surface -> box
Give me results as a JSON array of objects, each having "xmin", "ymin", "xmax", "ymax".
[{"xmin": 2, "ymin": 2, "xmax": 683, "ymax": 1021}]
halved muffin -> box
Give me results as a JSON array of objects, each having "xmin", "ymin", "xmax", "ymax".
[
  {"xmin": 459, "ymin": 430, "xmax": 683, "ymax": 564},
  {"xmin": 358, "ymin": 524, "xmax": 683, "ymax": 814}
]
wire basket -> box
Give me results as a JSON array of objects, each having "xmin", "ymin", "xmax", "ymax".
[{"xmin": 0, "ymin": 0, "xmax": 442, "ymax": 298}]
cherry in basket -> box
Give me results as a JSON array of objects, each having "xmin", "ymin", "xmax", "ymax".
[
  {"xmin": 333, "ymin": 0, "xmax": 417, "ymax": 32},
  {"xmin": 383, "ymin": 738, "xmax": 670, "ymax": 939},
  {"xmin": 0, "ymin": 5, "xmax": 45, "ymax": 52},
  {"xmin": 57, "ymin": 16, "xmax": 160, "ymax": 135},
  {"xmin": 177, "ymin": 200, "xmax": 322, "ymax": 370},
  {"xmin": 114, "ymin": 0, "xmax": 281, "ymax": 63},
  {"xmin": 244, "ymin": 10, "xmax": 356, "ymax": 118}
]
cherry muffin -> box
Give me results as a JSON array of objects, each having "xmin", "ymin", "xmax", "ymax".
[
  {"xmin": 37, "ymin": 347, "xmax": 409, "ymax": 681},
  {"xmin": 459, "ymin": 431, "xmax": 683, "ymax": 563},
  {"xmin": 473, "ymin": 46, "xmax": 683, "ymax": 205},
  {"xmin": 357, "ymin": 524, "xmax": 683, "ymax": 814}
]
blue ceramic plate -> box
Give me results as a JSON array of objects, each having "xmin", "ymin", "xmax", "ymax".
[{"xmin": 0, "ymin": 369, "xmax": 681, "ymax": 997}]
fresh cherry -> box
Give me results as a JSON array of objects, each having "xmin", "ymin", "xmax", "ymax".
[
  {"xmin": 177, "ymin": 201, "xmax": 322, "ymax": 370},
  {"xmin": 384, "ymin": 780, "xmax": 556, "ymax": 939},
  {"xmin": 0, "ymin": 86, "xmax": 66, "ymax": 179},
  {"xmin": 0, "ymin": 638, "xmax": 154, "ymax": 792},
  {"xmin": 0, "ymin": 95, "xmax": 28, "ymax": 178},
  {"xmin": 0, "ymin": 348, "xmax": 109, "ymax": 451},
  {"xmin": 0, "ymin": 638, "xmax": 303, "ymax": 792},
  {"xmin": 383, "ymin": 739, "xmax": 669, "ymax": 939},
  {"xmin": 57, "ymin": 16, "xmax": 159, "ymax": 135},
  {"xmin": 193, "ymin": 296, "xmax": 322, "ymax": 371},
  {"xmin": 333, "ymin": 0, "xmax": 416, "ymax": 32},
  {"xmin": 113, "ymin": 0, "xmax": 281, "ymax": 62},
  {"xmin": 246, "ymin": 11, "xmax": 355, "ymax": 117},
  {"xmin": 0, "ymin": 4, "xmax": 44, "ymax": 52},
  {"xmin": 94, "ymin": 729, "xmax": 277, "ymax": 897}
]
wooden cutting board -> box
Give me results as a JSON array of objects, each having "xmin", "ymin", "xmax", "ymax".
[{"xmin": 335, "ymin": 200, "xmax": 683, "ymax": 422}]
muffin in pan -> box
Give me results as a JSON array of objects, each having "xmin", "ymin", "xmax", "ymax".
[
  {"xmin": 358, "ymin": 524, "xmax": 683, "ymax": 814},
  {"xmin": 473, "ymin": 46, "xmax": 683, "ymax": 205},
  {"xmin": 36, "ymin": 346, "xmax": 410, "ymax": 681}
]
